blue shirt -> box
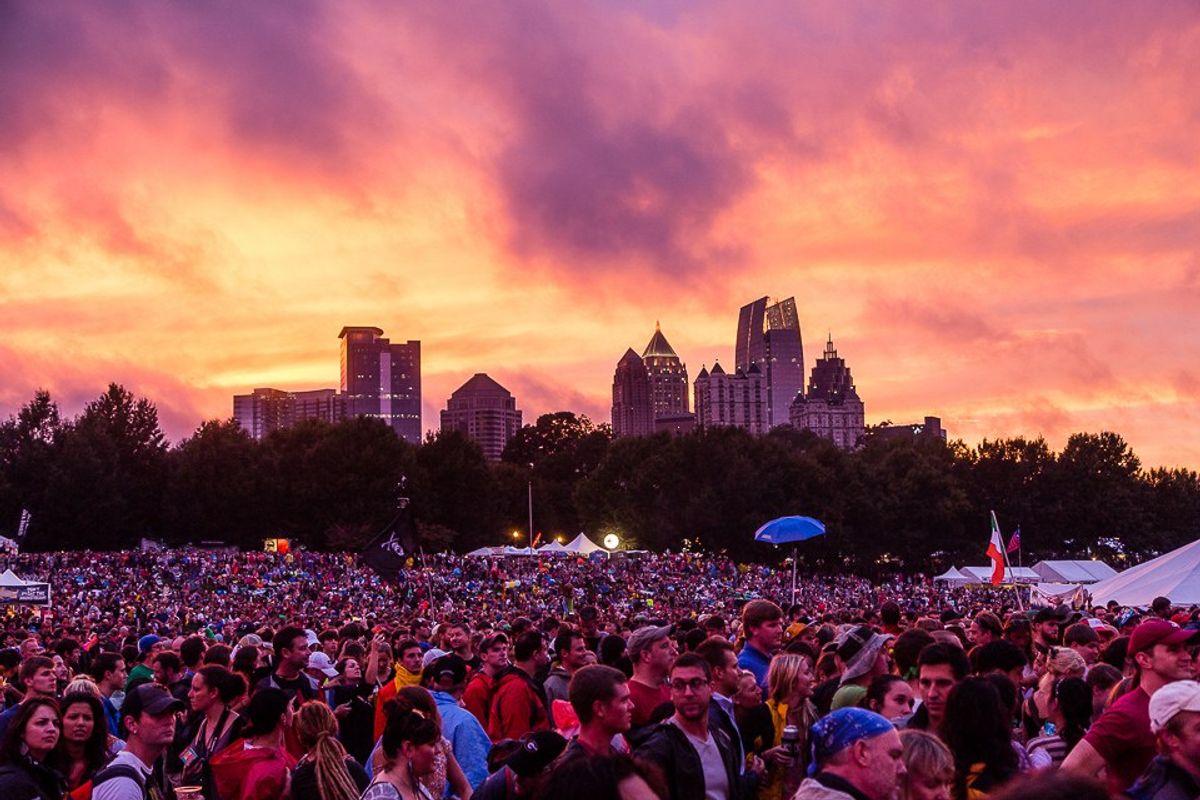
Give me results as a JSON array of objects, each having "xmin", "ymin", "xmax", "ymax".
[
  {"xmin": 737, "ymin": 642, "xmax": 772, "ymax": 691},
  {"xmin": 433, "ymin": 690, "xmax": 492, "ymax": 789}
]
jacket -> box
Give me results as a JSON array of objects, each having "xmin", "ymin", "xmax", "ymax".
[
  {"xmin": 462, "ymin": 672, "xmax": 495, "ymax": 731},
  {"xmin": 543, "ymin": 667, "xmax": 572, "ymax": 704},
  {"xmin": 1126, "ymin": 756, "xmax": 1200, "ymax": 800},
  {"xmin": 210, "ymin": 741, "xmax": 297, "ymax": 800},
  {"xmin": 636, "ymin": 720, "xmax": 742, "ymax": 800},
  {"xmin": 792, "ymin": 774, "xmax": 869, "ymax": 800},
  {"xmin": 0, "ymin": 753, "xmax": 68, "ymax": 800},
  {"xmin": 487, "ymin": 667, "xmax": 550, "ymax": 742},
  {"xmin": 372, "ymin": 666, "xmax": 423, "ymax": 740}
]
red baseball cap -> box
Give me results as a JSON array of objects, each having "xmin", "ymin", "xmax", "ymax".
[{"xmin": 1129, "ymin": 619, "xmax": 1200, "ymax": 654}]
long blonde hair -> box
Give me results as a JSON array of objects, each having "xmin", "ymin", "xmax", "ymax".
[
  {"xmin": 766, "ymin": 653, "xmax": 808, "ymax": 705},
  {"xmin": 899, "ymin": 729, "xmax": 953, "ymax": 795},
  {"xmin": 295, "ymin": 701, "xmax": 359, "ymax": 800}
]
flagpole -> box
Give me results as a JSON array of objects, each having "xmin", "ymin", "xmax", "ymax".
[{"xmin": 998, "ymin": 515, "xmax": 1024, "ymax": 611}]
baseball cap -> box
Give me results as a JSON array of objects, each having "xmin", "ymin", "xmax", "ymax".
[
  {"xmin": 1149, "ymin": 680, "xmax": 1200, "ymax": 733},
  {"xmin": 137, "ymin": 634, "xmax": 161, "ymax": 654},
  {"xmin": 504, "ymin": 731, "xmax": 567, "ymax": 777},
  {"xmin": 1129, "ymin": 619, "xmax": 1200, "ymax": 655},
  {"xmin": 421, "ymin": 648, "xmax": 449, "ymax": 668},
  {"xmin": 424, "ymin": 654, "xmax": 468, "ymax": 685},
  {"xmin": 627, "ymin": 625, "xmax": 673, "ymax": 661},
  {"xmin": 307, "ymin": 652, "xmax": 338, "ymax": 678},
  {"xmin": 479, "ymin": 633, "xmax": 509, "ymax": 653},
  {"xmin": 1032, "ymin": 607, "xmax": 1064, "ymax": 624},
  {"xmin": 121, "ymin": 683, "xmax": 185, "ymax": 721}
]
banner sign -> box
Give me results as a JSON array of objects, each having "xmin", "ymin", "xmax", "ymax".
[{"xmin": 0, "ymin": 582, "xmax": 51, "ymax": 606}]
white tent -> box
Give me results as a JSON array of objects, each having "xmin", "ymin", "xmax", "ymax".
[
  {"xmin": 1032, "ymin": 560, "xmax": 1117, "ymax": 584},
  {"xmin": 960, "ymin": 566, "xmax": 1040, "ymax": 584},
  {"xmin": 1087, "ymin": 539, "xmax": 1200, "ymax": 605},
  {"xmin": 536, "ymin": 542, "xmax": 569, "ymax": 555},
  {"xmin": 562, "ymin": 533, "xmax": 606, "ymax": 555},
  {"xmin": 0, "ymin": 569, "xmax": 51, "ymax": 606},
  {"xmin": 933, "ymin": 567, "xmax": 972, "ymax": 585},
  {"xmin": 0, "ymin": 569, "xmax": 26, "ymax": 586},
  {"xmin": 465, "ymin": 546, "xmax": 502, "ymax": 557},
  {"xmin": 501, "ymin": 546, "xmax": 537, "ymax": 556}
]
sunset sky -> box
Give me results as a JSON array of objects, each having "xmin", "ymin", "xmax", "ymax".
[{"xmin": 2, "ymin": 1, "xmax": 1198, "ymax": 467}]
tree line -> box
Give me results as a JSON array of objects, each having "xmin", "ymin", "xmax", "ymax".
[{"xmin": 1, "ymin": 384, "xmax": 1197, "ymax": 571}]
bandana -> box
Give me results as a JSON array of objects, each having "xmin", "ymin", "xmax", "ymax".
[{"xmin": 809, "ymin": 708, "xmax": 894, "ymax": 772}]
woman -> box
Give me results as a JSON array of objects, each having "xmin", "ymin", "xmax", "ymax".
[
  {"xmin": 0, "ymin": 697, "xmax": 66, "ymax": 800},
  {"xmin": 761, "ymin": 652, "xmax": 818, "ymax": 800},
  {"xmin": 1025, "ymin": 677, "xmax": 1091, "ymax": 769},
  {"xmin": 942, "ymin": 678, "xmax": 1019, "ymax": 800},
  {"xmin": 210, "ymin": 687, "xmax": 297, "ymax": 800},
  {"xmin": 361, "ymin": 697, "xmax": 440, "ymax": 800},
  {"xmin": 293, "ymin": 701, "xmax": 370, "ymax": 800},
  {"xmin": 733, "ymin": 669, "xmax": 775, "ymax": 756},
  {"xmin": 1023, "ymin": 647, "xmax": 1086, "ymax": 739},
  {"xmin": 395, "ymin": 687, "xmax": 471, "ymax": 800},
  {"xmin": 537, "ymin": 752, "xmax": 665, "ymax": 799},
  {"xmin": 182, "ymin": 665, "xmax": 244, "ymax": 797},
  {"xmin": 867, "ymin": 674, "xmax": 916, "ymax": 724},
  {"xmin": 53, "ymin": 692, "xmax": 112, "ymax": 795},
  {"xmin": 231, "ymin": 647, "xmax": 260, "ymax": 709},
  {"xmin": 327, "ymin": 658, "xmax": 374, "ymax": 766},
  {"xmin": 899, "ymin": 729, "xmax": 953, "ymax": 800}
]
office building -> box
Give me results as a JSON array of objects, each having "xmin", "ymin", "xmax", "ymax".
[
  {"xmin": 693, "ymin": 362, "xmax": 768, "ymax": 434},
  {"xmin": 339, "ymin": 327, "xmax": 422, "ymax": 444},
  {"xmin": 611, "ymin": 348, "xmax": 654, "ymax": 438},
  {"xmin": 735, "ymin": 297, "xmax": 805, "ymax": 428},
  {"xmin": 233, "ymin": 388, "xmax": 343, "ymax": 440},
  {"xmin": 789, "ymin": 335, "xmax": 864, "ymax": 450},
  {"xmin": 876, "ymin": 417, "xmax": 947, "ymax": 442},
  {"xmin": 440, "ymin": 373, "xmax": 523, "ymax": 461},
  {"xmin": 642, "ymin": 323, "xmax": 690, "ymax": 419}
]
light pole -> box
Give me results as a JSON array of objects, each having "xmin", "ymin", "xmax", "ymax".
[{"xmin": 527, "ymin": 463, "xmax": 534, "ymax": 552}]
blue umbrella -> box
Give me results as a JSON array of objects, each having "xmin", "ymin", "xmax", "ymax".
[
  {"xmin": 754, "ymin": 516, "xmax": 826, "ymax": 604},
  {"xmin": 754, "ymin": 516, "xmax": 826, "ymax": 545}
]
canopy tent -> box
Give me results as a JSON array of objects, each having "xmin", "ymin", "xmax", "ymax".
[
  {"xmin": 933, "ymin": 567, "xmax": 972, "ymax": 585},
  {"xmin": 1087, "ymin": 539, "xmax": 1200, "ymax": 605},
  {"xmin": 0, "ymin": 569, "xmax": 51, "ymax": 606},
  {"xmin": 536, "ymin": 541, "xmax": 569, "ymax": 555},
  {"xmin": 960, "ymin": 566, "xmax": 1040, "ymax": 584},
  {"xmin": 465, "ymin": 546, "xmax": 503, "ymax": 557},
  {"xmin": 502, "ymin": 546, "xmax": 537, "ymax": 556},
  {"xmin": 562, "ymin": 533, "xmax": 606, "ymax": 555},
  {"xmin": 1032, "ymin": 560, "xmax": 1117, "ymax": 584}
]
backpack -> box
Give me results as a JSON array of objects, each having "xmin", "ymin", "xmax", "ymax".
[{"xmin": 91, "ymin": 762, "xmax": 166, "ymax": 800}]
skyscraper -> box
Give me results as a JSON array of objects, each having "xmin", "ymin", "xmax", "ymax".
[
  {"xmin": 440, "ymin": 373, "xmax": 523, "ymax": 461},
  {"xmin": 233, "ymin": 387, "xmax": 343, "ymax": 440},
  {"xmin": 611, "ymin": 348, "xmax": 654, "ymax": 438},
  {"xmin": 735, "ymin": 297, "xmax": 805, "ymax": 428},
  {"xmin": 339, "ymin": 327, "xmax": 422, "ymax": 444},
  {"xmin": 789, "ymin": 335, "xmax": 864, "ymax": 450},
  {"xmin": 694, "ymin": 362, "xmax": 768, "ymax": 434},
  {"xmin": 642, "ymin": 323, "xmax": 689, "ymax": 419}
]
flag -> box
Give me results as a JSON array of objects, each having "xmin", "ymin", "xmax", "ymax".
[
  {"xmin": 1006, "ymin": 527, "xmax": 1021, "ymax": 554},
  {"xmin": 986, "ymin": 510, "xmax": 1006, "ymax": 586},
  {"xmin": 15, "ymin": 509, "xmax": 31, "ymax": 544},
  {"xmin": 360, "ymin": 504, "xmax": 418, "ymax": 582},
  {"xmin": 532, "ymin": 532, "xmax": 542, "ymax": 549}
]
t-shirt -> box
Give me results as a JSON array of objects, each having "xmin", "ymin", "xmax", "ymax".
[
  {"xmin": 1083, "ymin": 686, "xmax": 1155, "ymax": 794},
  {"xmin": 673, "ymin": 720, "xmax": 731, "ymax": 800},
  {"xmin": 93, "ymin": 750, "xmax": 154, "ymax": 800},
  {"xmin": 628, "ymin": 678, "xmax": 671, "ymax": 728},
  {"xmin": 257, "ymin": 671, "xmax": 318, "ymax": 703}
]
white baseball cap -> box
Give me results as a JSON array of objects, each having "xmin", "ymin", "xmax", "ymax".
[
  {"xmin": 307, "ymin": 651, "xmax": 339, "ymax": 678},
  {"xmin": 1149, "ymin": 680, "xmax": 1200, "ymax": 733}
]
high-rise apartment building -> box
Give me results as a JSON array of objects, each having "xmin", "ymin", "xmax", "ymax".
[
  {"xmin": 693, "ymin": 362, "xmax": 768, "ymax": 434},
  {"xmin": 789, "ymin": 335, "xmax": 864, "ymax": 450},
  {"xmin": 611, "ymin": 348, "xmax": 654, "ymax": 438},
  {"xmin": 440, "ymin": 373, "xmax": 523, "ymax": 461},
  {"xmin": 339, "ymin": 327, "xmax": 422, "ymax": 444},
  {"xmin": 642, "ymin": 323, "xmax": 689, "ymax": 419},
  {"xmin": 735, "ymin": 297, "xmax": 805, "ymax": 428},
  {"xmin": 233, "ymin": 388, "xmax": 343, "ymax": 440}
]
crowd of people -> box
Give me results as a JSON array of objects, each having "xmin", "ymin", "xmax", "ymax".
[{"xmin": 0, "ymin": 547, "xmax": 1197, "ymax": 800}]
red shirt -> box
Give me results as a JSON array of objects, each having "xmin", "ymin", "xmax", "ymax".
[
  {"xmin": 628, "ymin": 678, "xmax": 671, "ymax": 728},
  {"xmin": 1083, "ymin": 686, "xmax": 1156, "ymax": 794}
]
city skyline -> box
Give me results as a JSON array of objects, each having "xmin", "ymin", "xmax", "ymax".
[{"xmin": 3, "ymin": 3, "xmax": 1198, "ymax": 468}]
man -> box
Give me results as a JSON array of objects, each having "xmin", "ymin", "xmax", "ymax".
[
  {"xmin": 19, "ymin": 637, "xmax": 44, "ymax": 659},
  {"xmin": 125, "ymin": 635, "xmax": 164, "ymax": 692},
  {"xmin": 179, "ymin": 635, "xmax": 206, "ymax": 682},
  {"xmin": 627, "ymin": 624, "xmax": 678, "ymax": 730},
  {"xmin": 1064, "ymin": 622, "xmax": 1102, "ymax": 666},
  {"xmin": 151, "ymin": 652, "xmax": 190, "ymax": 703},
  {"xmin": 564, "ymin": 664, "xmax": 633, "ymax": 758},
  {"xmin": 306, "ymin": 651, "xmax": 339, "ymax": 686},
  {"xmin": 256, "ymin": 625, "xmax": 319, "ymax": 702},
  {"xmin": 793, "ymin": 707, "xmax": 906, "ymax": 800},
  {"xmin": 464, "ymin": 632, "xmax": 510, "ymax": 730},
  {"xmin": 372, "ymin": 637, "xmax": 425, "ymax": 739},
  {"xmin": 90, "ymin": 651, "xmax": 128, "ymax": 736},
  {"xmin": 93, "ymin": 684, "xmax": 185, "ymax": 800},
  {"xmin": 696, "ymin": 636, "xmax": 747, "ymax": 770},
  {"xmin": 0, "ymin": 655, "xmax": 57, "ymax": 742},
  {"xmin": 831, "ymin": 626, "xmax": 893, "ymax": 711},
  {"xmin": 489, "ymin": 631, "xmax": 552, "ymax": 741},
  {"xmin": 968, "ymin": 612, "xmax": 1003, "ymax": 649},
  {"xmin": 1152, "ymin": 596, "xmax": 1173, "ymax": 621},
  {"xmin": 737, "ymin": 600, "xmax": 783, "ymax": 691},
  {"xmin": 543, "ymin": 629, "xmax": 592, "ymax": 704},
  {"xmin": 970, "ymin": 639, "xmax": 1028, "ymax": 689},
  {"xmin": 472, "ymin": 730, "xmax": 567, "ymax": 800},
  {"xmin": 1032, "ymin": 607, "xmax": 1063, "ymax": 657},
  {"xmin": 422, "ymin": 654, "xmax": 491, "ymax": 789},
  {"xmin": 1126, "ymin": 679, "xmax": 1200, "ymax": 799},
  {"xmin": 637, "ymin": 652, "xmax": 742, "ymax": 800},
  {"xmin": 1063, "ymin": 619, "xmax": 1199, "ymax": 793},
  {"xmin": 911, "ymin": 643, "xmax": 970, "ymax": 733},
  {"xmin": 318, "ymin": 629, "xmax": 340, "ymax": 659},
  {"xmin": 578, "ymin": 606, "xmax": 604, "ymax": 653},
  {"xmin": 444, "ymin": 622, "xmax": 481, "ymax": 671}
]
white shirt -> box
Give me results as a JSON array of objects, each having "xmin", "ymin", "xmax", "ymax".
[
  {"xmin": 92, "ymin": 749, "xmax": 153, "ymax": 800},
  {"xmin": 671, "ymin": 719, "xmax": 730, "ymax": 800}
]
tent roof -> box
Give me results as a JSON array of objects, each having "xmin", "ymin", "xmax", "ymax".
[
  {"xmin": 536, "ymin": 542, "xmax": 568, "ymax": 553},
  {"xmin": 933, "ymin": 567, "xmax": 970, "ymax": 582},
  {"xmin": 562, "ymin": 533, "xmax": 606, "ymax": 554},
  {"xmin": 960, "ymin": 566, "xmax": 1039, "ymax": 583},
  {"xmin": 465, "ymin": 547, "xmax": 501, "ymax": 557},
  {"xmin": 1087, "ymin": 539, "xmax": 1200, "ymax": 605},
  {"xmin": 1032, "ymin": 560, "xmax": 1118, "ymax": 584},
  {"xmin": 0, "ymin": 569, "xmax": 28, "ymax": 587}
]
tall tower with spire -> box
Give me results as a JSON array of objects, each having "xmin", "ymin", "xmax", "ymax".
[
  {"xmin": 642, "ymin": 322, "xmax": 690, "ymax": 419},
  {"xmin": 789, "ymin": 334, "xmax": 864, "ymax": 449}
]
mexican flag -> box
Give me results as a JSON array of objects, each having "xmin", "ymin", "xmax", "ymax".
[{"xmin": 986, "ymin": 510, "xmax": 1006, "ymax": 586}]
